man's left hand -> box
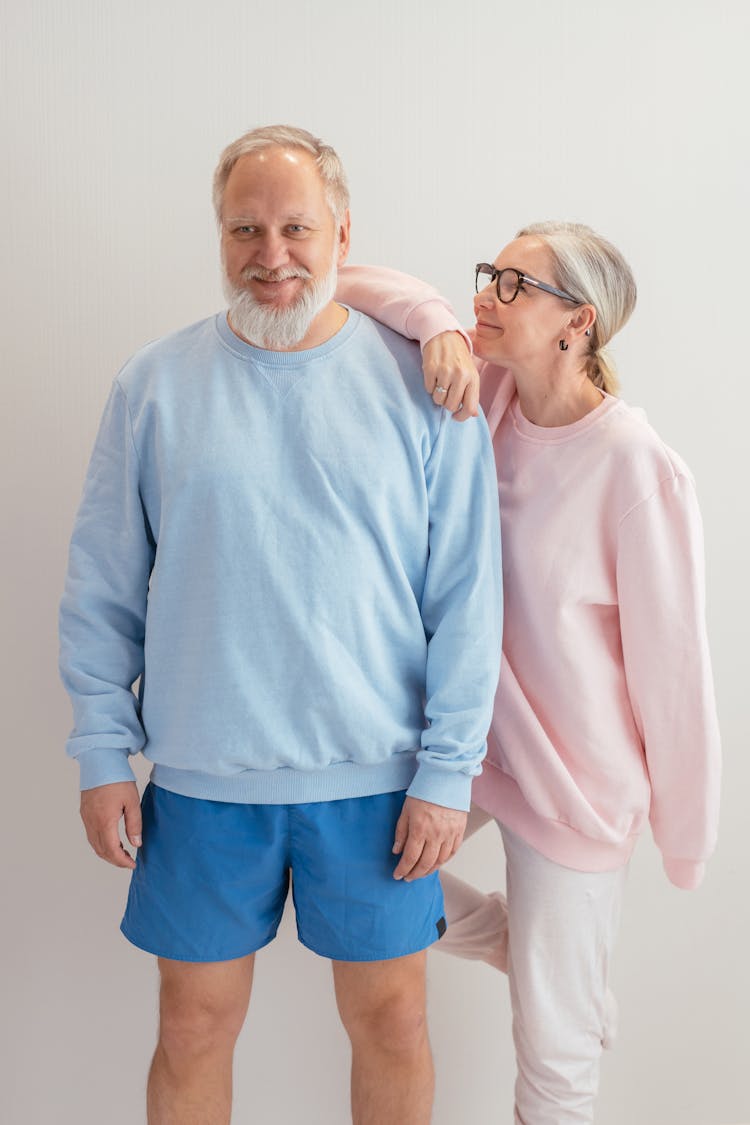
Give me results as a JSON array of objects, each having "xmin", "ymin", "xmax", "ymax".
[{"xmin": 392, "ymin": 796, "xmax": 468, "ymax": 881}]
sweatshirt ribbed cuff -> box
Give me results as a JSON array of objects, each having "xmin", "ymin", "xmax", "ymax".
[
  {"xmin": 77, "ymin": 749, "xmax": 137, "ymax": 791},
  {"xmin": 406, "ymin": 762, "xmax": 473, "ymax": 811},
  {"xmin": 404, "ymin": 301, "xmax": 472, "ymax": 355},
  {"xmin": 662, "ymin": 856, "xmax": 706, "ymax": 890}
]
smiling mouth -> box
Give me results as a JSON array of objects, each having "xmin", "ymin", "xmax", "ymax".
[
  {"xmin": 248, "ymin": 278, "xmax": 304, "ymax": 301},
  {"xmin": 253, "ymin": 276, "xmax": 301, "ymax": 286}
]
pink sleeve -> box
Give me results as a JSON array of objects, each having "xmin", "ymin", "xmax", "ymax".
[
  {"xmin": 616, "ymin": 473, "xmax": 721, "ymax": 890},
  {"xmin": 335, "ymin": 264, "xmax": 472, "ymax": 353}
]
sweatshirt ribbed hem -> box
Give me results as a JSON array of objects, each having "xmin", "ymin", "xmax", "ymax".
[
  {"xmin": 472, "ymin": 761, "xmax": 637, "ymax": 873},
  {"xmin": 151, "ymin": 753, "xmax": 419, "ymax": 805}
]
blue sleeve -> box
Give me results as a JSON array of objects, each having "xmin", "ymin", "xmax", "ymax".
[
  {"xmin": 59, "ymin": 380, "xmax": 156, "ymax": 789},
  {"xmin": 406, "ymin": 408, "xmax": 503, "ymax": 810}
]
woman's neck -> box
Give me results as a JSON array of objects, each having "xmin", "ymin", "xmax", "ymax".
[{"xmin": 513, "ymin": 364, "xmax": 604, "ymax": 427}]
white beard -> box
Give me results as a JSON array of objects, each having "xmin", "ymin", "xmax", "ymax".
[{"xmin": 223, "ymin": 251, "xmax": 338, "ymax": 350}]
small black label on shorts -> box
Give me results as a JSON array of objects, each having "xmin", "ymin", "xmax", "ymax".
[{"xmin": 435, "ymin": 916, "xmax": 447, "ymax": 939}]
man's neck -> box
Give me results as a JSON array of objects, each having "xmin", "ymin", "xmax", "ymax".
[
  {"xmin": 287, "ymin": 301, "xmax": 349, "ymax": 351},
  {"xmin": 229, "ymin": 301, "xmax": 349, "ymax": 353}
]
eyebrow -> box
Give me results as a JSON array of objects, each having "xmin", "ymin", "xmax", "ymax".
[{"xmin": 224, "ymin": 213, "xmax": 320, "ymax": 225}]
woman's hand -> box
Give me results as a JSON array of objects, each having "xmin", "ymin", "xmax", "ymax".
[{"xmin": 423, "ymin": 331, "xmax": 479, "ymax": 419}]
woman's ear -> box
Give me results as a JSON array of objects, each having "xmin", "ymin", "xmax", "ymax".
[{"xmin": 567, "ymin": 304, "xmax": 596, "ymax": 338}]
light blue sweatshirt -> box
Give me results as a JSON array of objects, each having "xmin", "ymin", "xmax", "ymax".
[{"xmin": 59, "ymin": 309, "xmax": 502, "ymax": 810}]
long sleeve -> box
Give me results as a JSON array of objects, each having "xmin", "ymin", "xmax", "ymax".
[
  {"xmin": 616, "ymin": 472, "xmax": 721, "ymax": 889},
  {"xmin": 59, "ymin": 380, "xmax": 156, "ymax": 790},
  {"xmin": 336, "ymin": 264, "xmax": 471, "ymax": 351},
  {"xmin": 406, "ymin": 409, "xmax": 503, "ymax": 811}
]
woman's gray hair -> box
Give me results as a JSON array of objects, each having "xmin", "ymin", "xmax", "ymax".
[
  {"xmin": 517, "ymin": 221, "xmax": 637, "ymax": 395},
  {"xmin": 213, "ymin": 124, "xmax": 350, "ymax": 226}
]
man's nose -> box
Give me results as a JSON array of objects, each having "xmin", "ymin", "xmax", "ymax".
[{"xmin": 255, "ymin": 231, "xmax": 289, "ymax": 270}]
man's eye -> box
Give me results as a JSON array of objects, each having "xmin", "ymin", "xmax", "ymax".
[
  {"xmin": 287, "ymin": 225, "xmax": 306, "ymax": 234},
  {"xmin": 235, "ymin": 226, "xmax": 256, "ymax": 235}
]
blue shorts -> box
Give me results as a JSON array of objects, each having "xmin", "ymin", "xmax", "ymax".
[{"xmin": 121, "ymin": 783, "xmax": 446, "ymax": 963}]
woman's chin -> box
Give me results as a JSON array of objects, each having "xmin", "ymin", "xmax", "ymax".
[{"xmin": 474, "ymin": 338, "xmax": 503, "ymax": 365}]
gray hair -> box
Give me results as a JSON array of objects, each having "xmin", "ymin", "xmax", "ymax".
[
  {"xmin": 517, "ymin": 221, "xmax": 637, "ymax": 395},
  {"xmin": 213, "ymin": 124, "xmax": 350, "ymax": 225}
]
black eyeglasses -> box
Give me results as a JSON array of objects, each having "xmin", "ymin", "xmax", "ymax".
[{"xmin": 475, "ymin": 263, "xmax": 578, "ymax": 305}]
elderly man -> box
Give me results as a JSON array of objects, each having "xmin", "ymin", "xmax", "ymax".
[{"xmin": 59, "ymin": 125, "xmax": 501, "ymax": 1124}]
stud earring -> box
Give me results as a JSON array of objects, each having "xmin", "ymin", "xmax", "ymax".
[
  {"xmin": 558, "ymin": 339, "xmax": 569, "ymax": 351},
  {"xmin": 585, "ymin": 328, "xmax": 591, "ymax": 337}
]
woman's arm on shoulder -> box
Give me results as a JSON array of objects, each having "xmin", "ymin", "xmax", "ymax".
[
  {"xmin": 336, "ymin": 264, "xmax": 466, "ymax": 346},
  {"xmin": 336, "ymin": 265, "xmax": 480, "ymax": 419}
]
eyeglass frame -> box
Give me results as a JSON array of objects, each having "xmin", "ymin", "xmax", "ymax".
[{"xmin": 475, "ymin": 263, "xmax": 579, "ymax": 305}]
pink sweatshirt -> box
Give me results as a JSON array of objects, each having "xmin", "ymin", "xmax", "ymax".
[{"xmin": 336, "ymin": 265, "xmax": 721, "ymax": 890}]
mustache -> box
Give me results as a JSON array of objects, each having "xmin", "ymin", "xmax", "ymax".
[{"xmin": 240, "ymin": 265, "xmax": 314, "ymax": 283}]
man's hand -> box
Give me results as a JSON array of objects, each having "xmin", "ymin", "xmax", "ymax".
[
  {"xmin": 392, "ymin": 796, "xmax": 468, "ymax": 881},
  {"xmin": 423, "ymin": 331, "xmax": 479, "ymax": 420},
  {"xmin": 80, "ymin": 781, "xmax": 142, "ymax": 869}
]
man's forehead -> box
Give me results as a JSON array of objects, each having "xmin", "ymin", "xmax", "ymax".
[
  {"xmin": 231, "ymin": 146, "xmax": 316, "ymax": 175},
  {"xmin": 224, "ymin": 149, "xmax": 325, "ymax": 197},
  {"xmin": 249, "ymin": 147, "xmax": 308, "ymax": 167}
]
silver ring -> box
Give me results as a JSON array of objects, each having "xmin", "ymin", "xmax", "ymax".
[
  {"xmin": 434, "ymin": 385, "xmax": 447, "ymax": 396},
  {"xmin": 455, "ymin": 403, "xmax": 464, "ymax": 412}
]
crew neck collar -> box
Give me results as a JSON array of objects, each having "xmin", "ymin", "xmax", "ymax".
[
  {"xmin": 511, "ymin": 391, "xmax": 620, "ymax": 443},
  {"xmin": 215, "ymin": 305, "xmax": 358, "ymax": 365}
]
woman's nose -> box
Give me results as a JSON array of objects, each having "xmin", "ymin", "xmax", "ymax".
[{"xmin": 474, "ymin": 286, "xmax": 495, "ymax": 312}]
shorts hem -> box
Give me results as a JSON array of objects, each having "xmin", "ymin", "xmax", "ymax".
[
  {"xmin": 119, "ymin": 922, "xmax": 276, "ymax": 963},
  {"xmin": 298, "ymin": 930, "xmax": 441, "ymax": 963}
]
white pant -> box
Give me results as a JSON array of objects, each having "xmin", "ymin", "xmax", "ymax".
[{"xmin": 436, "ymin": 807, "xmax": 627, "ymax": 1124}]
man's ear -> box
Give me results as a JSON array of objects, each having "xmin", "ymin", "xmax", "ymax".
[{"xmin": 337, "ymin": 210, "xmax": 351, "ymax": 266}]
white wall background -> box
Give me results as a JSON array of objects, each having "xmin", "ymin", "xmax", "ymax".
[{"xmin": 2, "ymin": 1, "xmax": 748, "ymax": 1122}]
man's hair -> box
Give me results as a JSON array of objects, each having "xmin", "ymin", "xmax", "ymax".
[{"xmin": 213, "ymin": 125, "xmax": 350, "ymax": 224}]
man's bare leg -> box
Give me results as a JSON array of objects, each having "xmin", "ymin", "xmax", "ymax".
[
  {"xmin": 147, "ymin": 953, "xmax": 255, "ymax": 1125},
  {"xmin": 333, "ymin": 951, "xmax": 433, "ymax": 1125}
]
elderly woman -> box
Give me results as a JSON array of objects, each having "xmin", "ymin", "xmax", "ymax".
[{"xmin": 336, "ymin": 222, "xmax": 721, "ymax": 1124}]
